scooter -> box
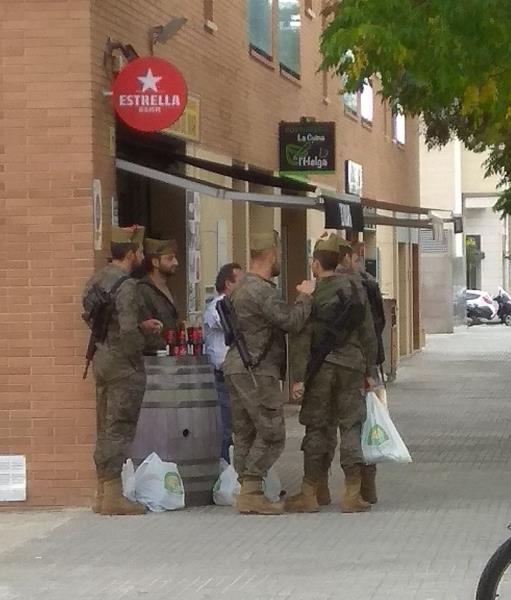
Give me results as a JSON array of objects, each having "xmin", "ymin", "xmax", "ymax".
[
  {"xmin": 466, "ymin": 303, "xmax": 498, "ymax": 326},
  {"xmin": 466, "ymin": 287, "xmax": 511, "ymax": 326},
  {"xmin": 494, "ymin": 288, "xmax": 511, "ymax": 326}
]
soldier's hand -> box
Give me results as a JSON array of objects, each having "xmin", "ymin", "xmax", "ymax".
[
  {"xmin": 292, "ymin": 381, "xmax": 305, "ymax": 401},
  {"xmin": 140, "ymin": 319, "xmax": 163, "ymax": 334},
  {"xmin": 296, "ymin": 280, "xmax": 315, "ymax": 296}
]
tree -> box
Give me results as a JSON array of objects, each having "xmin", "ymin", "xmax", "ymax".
[{"xmin": 320, "ymin": 0, "xmax": 511, "ymax": 214}]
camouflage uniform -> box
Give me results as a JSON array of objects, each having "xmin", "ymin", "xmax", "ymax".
[
  {"xmin": 83, "ymin": 263, "xmax": 146, "ymax": 480},
  {"xmin": 292, "ymin": 271, "xmax": 377, "ymax": 481},
  {"xmin": 223, "ymin": 272, "xmax": 312, "ymax": 480},
  {"xmin": 137, "ymin": 276, "xmax": 178, "ymax": 353}
]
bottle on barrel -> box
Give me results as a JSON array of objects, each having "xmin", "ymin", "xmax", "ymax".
[
  {"xmin": 165, "ymin": 329, "xmax": 176, "ymax": 357},
  {"xmin": 186, "ymin": 325, "xmax": 204, "ymax": 356}
]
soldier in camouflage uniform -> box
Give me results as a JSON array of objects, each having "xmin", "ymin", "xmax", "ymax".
[
  {"xmin": 137, "ymin": 238, "xmax": 179, "ymax": 354},
  {"xmin": 223, "ymin": 231, "xmax": 314, "ymax": 515},
  {"xmin": 285, "ymin": 234, "xmax": 377, "ymax": 514},
  {"xmin": 337, "ymin": 240, "xmax": 383, "ymax": 504},
  {"xmin": 82, "ymin": 226, "xmax": 163, "ymax": 515}
]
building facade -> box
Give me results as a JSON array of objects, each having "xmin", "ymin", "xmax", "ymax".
[
  {"xmin": 420, "ymin": 138, "xmax": 509, "ymax": 333},
  {"xmin": 1, "ymin": 0, "xmax": 420, "ymax": 507}
]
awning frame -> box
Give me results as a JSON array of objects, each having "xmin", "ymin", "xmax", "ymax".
[{"xmin": 115, "ymin": 158, "xmax": 443, "ymax": 230}]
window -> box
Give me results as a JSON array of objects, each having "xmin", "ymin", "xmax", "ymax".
[
  {"xmin": 343, "ymin": 91, "xmax": 358, "ymax": 114},
  {"xmin": 360, "ymin": 80, "xmax": 373, "ymax": 123},
  {"xmin": 340, "ymin": 53, "xmax": 357, "ymax": 115},
  {"xmin": 278, "ymin": 0, "xmax": 301, "ymax": 77},
  {"xmin": 248, "ymin": 0, "xmax": 273, "ymax": 59},
  {"xmin": 393, "ymin": 110, "xmax": 406, "ymax": 144}
]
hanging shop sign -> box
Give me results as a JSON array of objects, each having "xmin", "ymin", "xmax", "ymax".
[
  {"xmin": 279, "ymin": 121, "xmax": 336, "ymax": 175},
  {"xmin": 112, "ymin": 57, "xmax": 188, "ymax": 132},
  {"xmin": 345, "ymin": 160, "xmax": 363, "ymax": 196}
]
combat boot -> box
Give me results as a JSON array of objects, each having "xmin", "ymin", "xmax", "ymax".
[
  {"xmin": 284, "ymin": 479, "xmax": 319, "ymax": 513},
  {"xmin": 360, "ymin": 464, "xmax": 378, "ymax": 504},
  {"xmin": 340, "ymin": 465, "xmax": 371, "ymax": 513},
  {"xmin": 236, "ymin": 478, "xmax": 284, "ymax": 515},
  {"xmin": 92, "ymin": 475, "xmax": 106, "ymax": 513},
  {"xmin": 100, "ymin": 478, "xmax": 147, "ymax": 516},
  {"xmin": 316, "ymin": 473, "xmax": 331, "ymax": 506}
]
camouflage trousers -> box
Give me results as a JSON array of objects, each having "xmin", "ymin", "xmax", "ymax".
[
  {"xmin": 225, "ymin": 373, "xmax": 286, "ymax": 480},
  {"xmin": 299, "ymin": 363, "xmax": 366, "ymax": 481},
  {"xmin": 93, "ymin": 370, "xmax": 146, "ymax": 480}
]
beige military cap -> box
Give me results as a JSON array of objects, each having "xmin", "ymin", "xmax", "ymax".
[
  {"xmin": 337, "ymin": 235, "xmax": 352, "ymax": 249},
  {"xmin": 111, "ymin": 225, "xmax": 145, "ymax": 247},
  {"xmin": 144, "ymin": 237, "xmax": 177, "ymax": 256},
  {"xmin": 314, "ymin": 233, "xmax": 341, "ymax": 253},
  {"xmin": 250, "ymin": 230, "xmax": 280, "ymax": 252}
]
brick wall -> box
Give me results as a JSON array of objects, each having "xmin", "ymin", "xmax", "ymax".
[
  {"xmin": 0, "ymin": 0, "xmax": 95, "ymax": 507},
  {"xmin": 1, "ymin": 0, "xmax": 420, "ymax": 507},
  {"xmin": 91, "ymin": 0, "xmax": 419, "ymax": 207}
]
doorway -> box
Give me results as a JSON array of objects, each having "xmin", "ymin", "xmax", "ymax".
[{"xmin": 398, "ymin": 242, "xmax": 409, "ymax": 357}]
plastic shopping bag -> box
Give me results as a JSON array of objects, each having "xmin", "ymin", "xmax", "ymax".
[
  {"xmin": 373, "ymin": 385, "xmax": 388, "ymax": 409},
  {"xmin": 121, "ymin": 459, "xmax": 136, "ymax": 502},
  {"xmin": 134, "ymin": 452, "xmax": 185, "ymax": 512},
  {"xmin": 213, "ymin": 462, "xmax": 240, "ymax": 506},
  {"xmin": 262, "ymin": 466, "xmax": 282, "ymax": 503},
  {"xmin": 362, "ymin": 392, "xmax": 412, "ymax": 464},
  {"xmin": 213, "ymin": 446, "xmax": 282, "ymax": 506}
]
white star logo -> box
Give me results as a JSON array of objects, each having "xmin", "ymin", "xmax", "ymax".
[{"xmin": 137, "ymin": 68, "xmax": 162, "ymax": 93}]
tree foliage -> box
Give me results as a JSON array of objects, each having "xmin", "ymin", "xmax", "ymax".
[{"xmin": 320, "ymin": 0, "xmax": 511, "ymax": 214}]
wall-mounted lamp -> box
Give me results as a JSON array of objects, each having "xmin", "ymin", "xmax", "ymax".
[{"xmin": 149, "ymin": 16, "xmax": 188, "ymax": 53}]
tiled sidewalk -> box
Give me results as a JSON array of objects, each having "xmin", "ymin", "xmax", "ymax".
[{"xmin": 2, "ymin": 326, "xmax": 511, "ymax": 600}]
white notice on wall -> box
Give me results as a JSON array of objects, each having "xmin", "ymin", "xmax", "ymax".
[{"xmin": 0, "ymin": 455, "xmax": 26, "ymax": 502}]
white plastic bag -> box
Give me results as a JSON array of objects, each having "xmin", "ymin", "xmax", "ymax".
[
  {"xmin": 213, "ymin": 463, "xmax": 240, "ymax": 506},
  {"xmin": 213, "ymin": 446, "xmax": 282, "ymax": 506},
  {"xmin": 121, "ymin": 459, "xmax": 136, "ymax": 502},
  {"xmin": 362, "ymin": 392, "xmax": 412, "ymax": 464},
  {"xmin": 134, "ymin": 452, "xmax": 185, "ymax": 512},
  {"xmin": 262, "ymin": 467, "xmax": 282, "ymax": 503}
]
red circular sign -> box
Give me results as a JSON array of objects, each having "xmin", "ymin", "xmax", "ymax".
[{"xmin": 112, "ymin": 57, "xmax": 188, "ymax": 132}]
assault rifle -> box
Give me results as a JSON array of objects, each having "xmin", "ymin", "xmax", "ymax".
[
  {"xmin": 305, "ymin": 280, "xmax": 365, "ymax": 388},
  {"xmin": 216, "ymin": 296, "xmax": 258, "ymax": 388},
  {"xmin": 82, "ymin": 276, "xmax": 129, "ymax": 379}
]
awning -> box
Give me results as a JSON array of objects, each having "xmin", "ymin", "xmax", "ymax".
[
  {"xmin": 116, "ymin": 159, "xmax": 321, "ymax": 209},
  {"xmin": 115, "ymin": 158, "xmax": 444, "ymax": 230}
]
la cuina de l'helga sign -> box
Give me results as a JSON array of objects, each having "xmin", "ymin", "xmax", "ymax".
[{"xmin": 279, "ymin": 121, "xmax": 336, "ymax": 175}]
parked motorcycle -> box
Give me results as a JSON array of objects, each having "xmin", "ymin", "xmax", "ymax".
[
  {"xmin": 494, "ymin": 287, "xmax": 511, "ymax": 326},
  {"xmin": 466, "ymin": 287, "xmax": 511, "ymax": 326}
]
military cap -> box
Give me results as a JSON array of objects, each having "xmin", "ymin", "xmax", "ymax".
[
  {"xmin": 337, "ymin": 235, "xmax": 352, "ymax": 249},
  {"xmin": 250, "ymin": 230, "xmax": 279, "ymax": 252},
  {"xmin": 144, "ymin": 237, "xmax": 177, "ymax": 256},
  {"xmin": 314, "ymin": 233, "xmax": 341, "ymax": 253},
  {"xmin": 111, "ymin": 225, "xmax": 145, "ymax": 247}
]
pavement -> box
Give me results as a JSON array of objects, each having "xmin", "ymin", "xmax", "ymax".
[{"xmin": 2, "ymin": 326, "xmax": 511, "ymax": 600}]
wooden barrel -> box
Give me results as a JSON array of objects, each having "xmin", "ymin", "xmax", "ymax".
[{"xmin": 130, "ymin": 356, "xmax": 221, "ymax": 507}]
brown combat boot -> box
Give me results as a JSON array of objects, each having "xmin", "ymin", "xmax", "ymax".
[
  {"xmin": 236, "ymin": 478, "xmax": 284, "ymax": 515},
  {"xmin": 284, "ymin": 479, "xmax": 319, "ymax": 513},
  {"xmin": 91, "ymin": 475, "xmax": 106, "ymax": 513},
  {"xmin": 360, "ymin": 464, "xmax": 378, "ymax": 504},
  {"xmin": 340, "ymin": 465, "xmax": 371, "ymax": 513},
  {"xmin": 100, "ymin": 478, "xmax": 147, "ymax": 516},
  {"xmin": 316, "ymin": 473, "xmax": 331, "ymax": 506}
]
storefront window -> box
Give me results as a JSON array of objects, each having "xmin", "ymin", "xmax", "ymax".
[
  {"xmin": 248, "ymin": 0, "xmax": 273, "ymax": 59},
  {"xmin": 278, "ymin": 0, "xmax": 301, "ymax": 77},
  {"xmin": 360, "ymin": 80, "xmax": 373, "ymax": 123}
]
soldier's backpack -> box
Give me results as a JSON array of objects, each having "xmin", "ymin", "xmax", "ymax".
[{"xmin": 81, "ymin": 275, "xmax": 130, "ymax": 379}]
